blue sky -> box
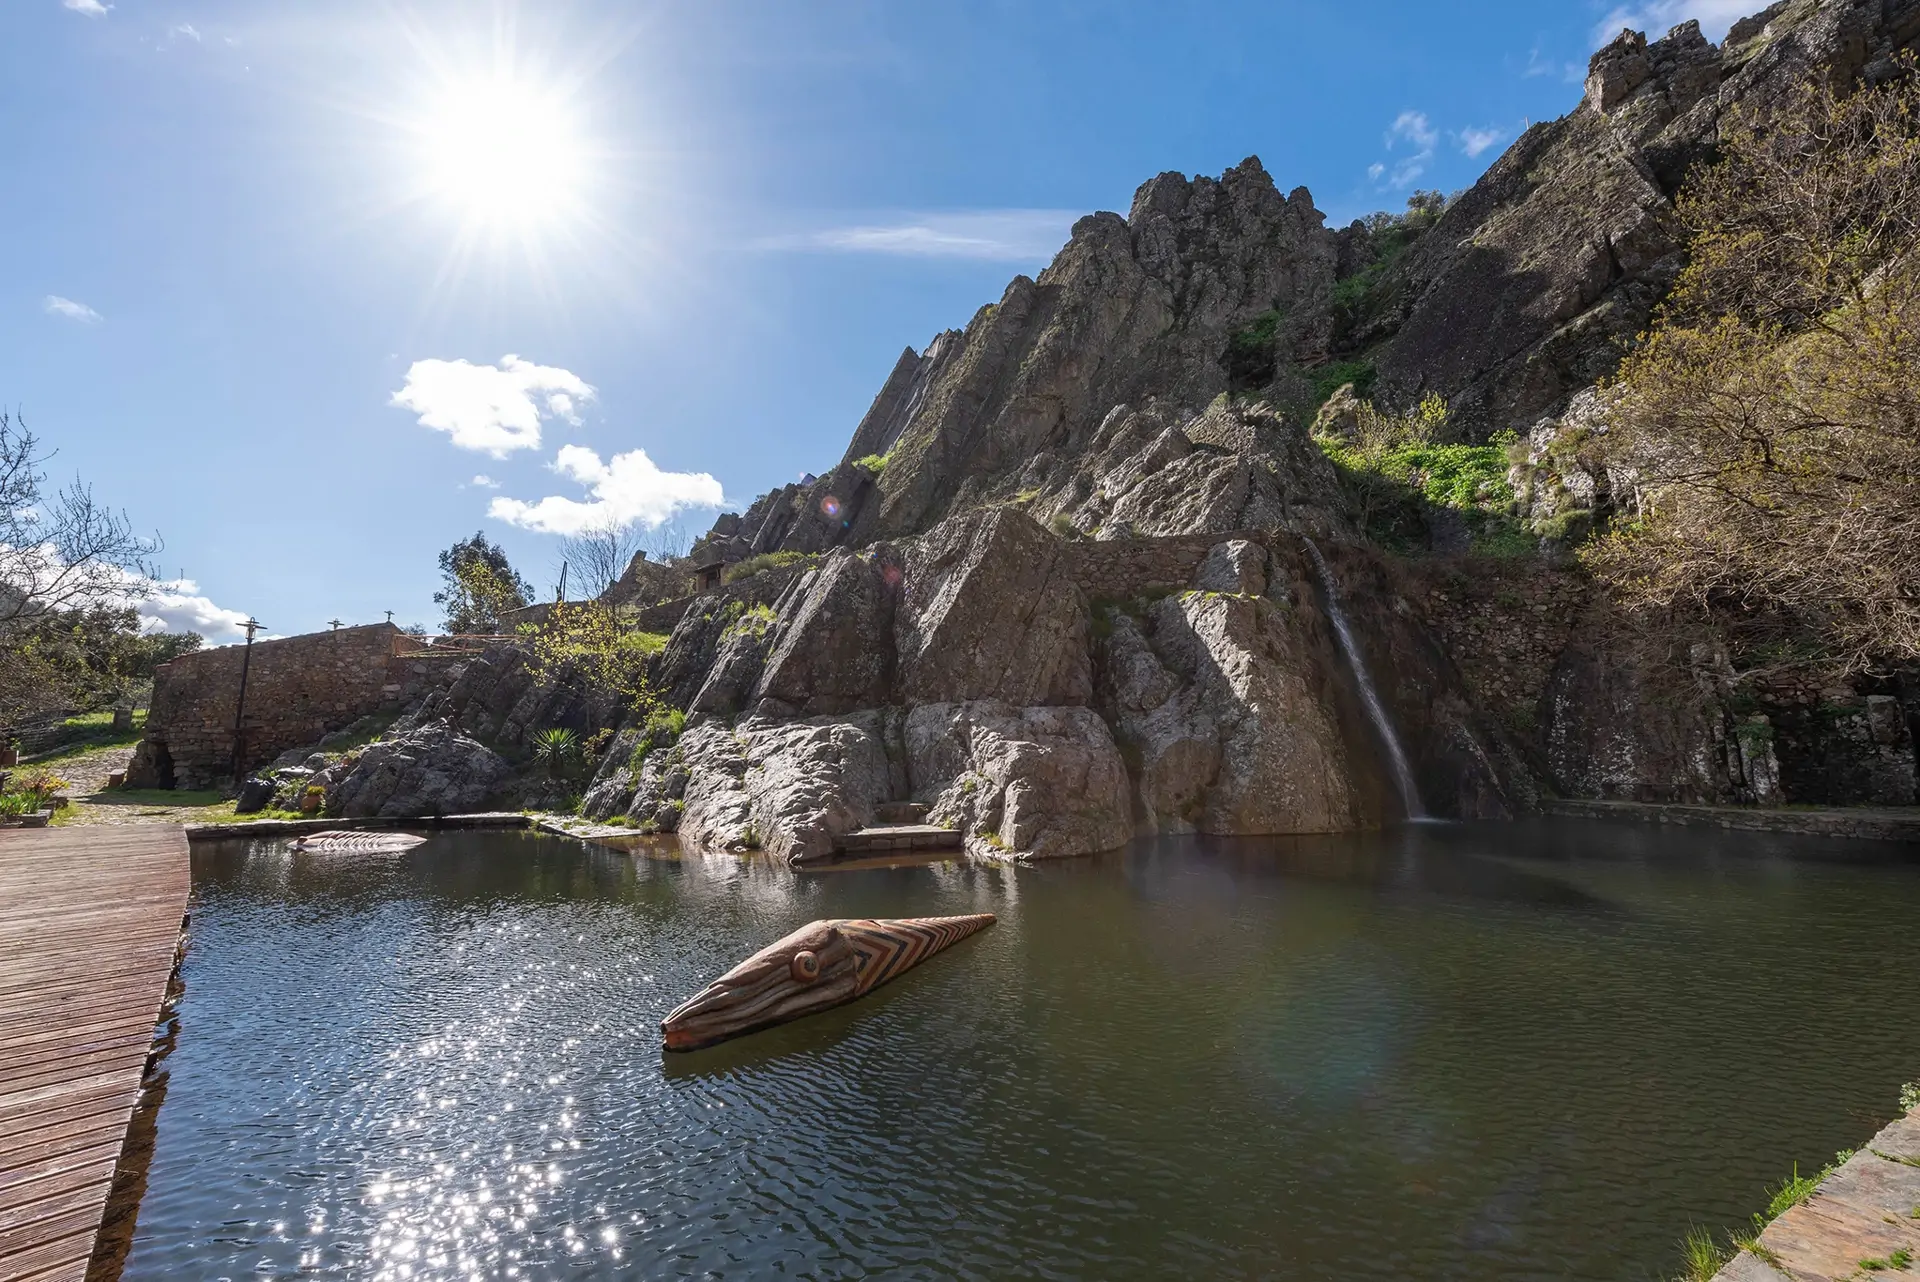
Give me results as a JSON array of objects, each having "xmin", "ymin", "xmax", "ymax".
[{"xmin": 1, "ymin": 0, "xmax": 1754, "ymax": 639}]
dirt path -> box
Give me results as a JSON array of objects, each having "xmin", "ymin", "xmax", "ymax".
[{"xmin": 25, "ymin": 742, "xmax": 240, "ymax": 827}]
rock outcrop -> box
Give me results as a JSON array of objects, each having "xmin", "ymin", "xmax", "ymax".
[{"xmin": 310, "ymin": 720, "xmax": 509, "ymax": 818}]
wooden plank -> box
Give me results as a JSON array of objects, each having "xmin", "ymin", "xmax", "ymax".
[{"xmin": 0, "ymin": 825, "xmax": 188, "ymax": 1282}]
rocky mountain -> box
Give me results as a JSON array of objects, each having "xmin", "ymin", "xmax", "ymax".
[
  {"xmin": 283, "ymin": 0, "xmax": 1917, "ymax": 855},
  {"xmin": 552, "ymin": 0, "xmax": 1918, "ymax": 864},
  {"xmin": 699, "ymin": 0, "xmax": 1918, "ymax": 573}
]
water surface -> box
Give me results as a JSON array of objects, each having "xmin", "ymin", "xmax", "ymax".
[{"xmin": 122, "ymin": 820, "xmax": 1920, "ymax": 1280}]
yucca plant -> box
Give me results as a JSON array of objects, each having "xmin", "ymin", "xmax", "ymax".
[{"xmin": 533, "ymin": 727, "xmax": 580, "ymax": 779}]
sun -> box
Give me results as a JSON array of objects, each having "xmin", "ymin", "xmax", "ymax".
[{"xmin": 417, "ymin": 74, "xmax": 588, "ymax": 231}]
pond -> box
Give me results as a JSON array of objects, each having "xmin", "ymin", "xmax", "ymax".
[{"xmin": 120, "ymin": 820, "xmax": 1920, "ymax": 1280}]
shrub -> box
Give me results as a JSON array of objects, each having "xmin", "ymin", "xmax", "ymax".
[
  {"xmin": 723, "ymin": 551, "xmax": 818, "ymax": 585},
  {"xmin": 1587, "ymin": 66, "xmax": 1920, "ymax": 670},
  {"xmin": 851, "ymin": 452, "xmax": 890, "ymax": 477}
]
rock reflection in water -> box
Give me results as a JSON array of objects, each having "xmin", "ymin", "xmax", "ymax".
[{"xmin": 119, "ymin": 823, "xmax": 1920, "ymax": 1280}]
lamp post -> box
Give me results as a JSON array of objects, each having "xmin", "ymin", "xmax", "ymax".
[{"xmin": 230, "ymin": 617, "xmax": 263, "ymax": 785}]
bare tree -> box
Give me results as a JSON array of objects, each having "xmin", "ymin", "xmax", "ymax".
[
  {"xmin": 637, "ymin": 519, "xmax": 693, "ymax": 563},
  {"xmin": 1590, "ymin": 68, "xmax": 1920, "ymax": 669},
  {"xmin": 0, "ymin": 412, "xmax": 161, "ymax": 637},
  {"xmin": 554, "ymin": 519, "xmax": 646, "ymax": 600}
]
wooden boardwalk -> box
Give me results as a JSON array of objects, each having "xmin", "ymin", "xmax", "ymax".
[{"xmin": 0, "ymin": 826, "xmax": 189, "ymax": 1282}]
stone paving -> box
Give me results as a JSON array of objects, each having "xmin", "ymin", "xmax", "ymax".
[{"xmin": 1717, "ymin": 1108, "xmax": 1920, "ymax": 1281}]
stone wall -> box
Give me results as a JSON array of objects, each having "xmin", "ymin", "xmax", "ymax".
[
  {"xmin": 628, "ymin": 564, "xmax": 811, "ymax": 635},
  {"xmin": 1406, "ymin": 559, "xmax": 1589, "ymax": 734},
  {"xmin": 140, "ymin": 623, "xmax": 446, "ymax": 790},
  {"xmin": 1064, "ymin": 530, "xmax": 1265, "ymax": 602},
  {"xmin": 1747, "ymin": 669, "xmax": 1919, "ymax": 807}
]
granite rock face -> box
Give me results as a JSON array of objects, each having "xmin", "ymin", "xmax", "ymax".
[
  {"xmin": 906, "ymin": 701, "xmax": 1133, "ymax": 861},
  {"xmin": 672, "ymin": 715, "xmax": 898, "ymax": 865},
  {"xmin": 1098, "ymin": 578, "xmax": 1362, "ymax": 834}
]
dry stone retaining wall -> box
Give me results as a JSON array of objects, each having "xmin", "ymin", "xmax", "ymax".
[
  {"xmin": 1064, "ymin": 530, "xmax": 1267, "ymax": 603},
  {"xmin": 628, "ymin": 564, "xmax": 810, "ymax": 635},
  {"xmin": 143, "ymin": 623, "xmax": 450, "ymax": 789}
]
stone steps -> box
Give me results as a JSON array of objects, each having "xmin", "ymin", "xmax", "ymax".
[{"xmin": 835, "ymin": 824, "xmax": 962, "ymax": 854}]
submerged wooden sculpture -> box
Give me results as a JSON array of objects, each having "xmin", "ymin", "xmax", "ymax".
[
  {"xmin": 661, "ymin": 914, "xmax": 995, "ymax": 1051},
  {"xmin": 290, "ymin": 831, "xmax": 428, "ymax": 854}
]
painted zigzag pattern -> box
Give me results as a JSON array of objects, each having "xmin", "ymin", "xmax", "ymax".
[{"xmin": 839, "ymin": 915, "xmax": 996, "ymax": 996}]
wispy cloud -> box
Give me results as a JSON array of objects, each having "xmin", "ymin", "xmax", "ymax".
[
  {"xmin": 1372, "ymin": 110, "xmax": 1438, "ymax": 188},
  {"xmin": 62, "ymin": 0, "xmax": 109, "ymax": 15},
  {"xmin": 169, "ymin": 22, "xmax": 202, "ymax": 42},
  {"xmin": 1456, "ymin": 125, "xmax": 1510, "ymax": 159},
  {"xmin": 1594, "ymin": 0, "xmax": 1757, "ymax": 47},
  {"xmin": 1523, "ymin": 46, "xmax": 1586, "ymax": 84},
  {"xmin": 489, "ymin": 445, "xmax": 724, "ymax": 536},
  {"xmin": 389, "ymin": 355, "xmax": 593, "ymax": 458},
  {"xmin": 755, "ymin": 209, "xmax": 1079, "ymax": 262},
  {"xmin": 44, "ymin": 295, "xmax": 102, "ymax": 323},
  {"xmin": 470, "ymin": 474, "xmax": 500, "ymax": 489}
]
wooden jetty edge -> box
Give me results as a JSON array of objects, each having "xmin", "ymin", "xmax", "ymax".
[{"xmin": 0, "ymin": 825, "xmax": 190, "ymax": 1282}]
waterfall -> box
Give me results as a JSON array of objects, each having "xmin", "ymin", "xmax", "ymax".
[{"xmin": 1301, "ymin": 537, "xmax": 1427, "ymax": 821}]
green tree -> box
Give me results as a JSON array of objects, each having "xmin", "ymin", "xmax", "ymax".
[
  {"xmin": 434, "ymin": 531, "xmax": 533, "ymax": 633},
  {"xmin": 1590, "ymin": 64, "xmax": 1920, "ymax": 668}
]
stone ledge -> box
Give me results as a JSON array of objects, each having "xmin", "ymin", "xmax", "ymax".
[
  {"xmin": 1546, "ymin": 798, "xmax": 1920, "ymax": 842},
  {"xmin": 183, "ymin": 812, "xmax": 530, "ymax": 840},
  {"xmin": 836, "ymin": 824, "xmax": 964, "ymax": 854}
]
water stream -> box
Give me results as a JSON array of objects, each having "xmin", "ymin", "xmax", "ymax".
[{"xmin": 1301, "ymin": 536, "xmax": 1427, "ymax": 820}]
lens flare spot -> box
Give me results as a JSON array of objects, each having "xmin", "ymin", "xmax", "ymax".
[{"xmin": 819, "ymin": 496, "xmax": 842, "ymax": 519}]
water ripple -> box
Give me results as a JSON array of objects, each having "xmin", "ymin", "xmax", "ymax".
[{"xmin": 119, "ymin": 823, "xmax": 1920, "ymax": 1280}]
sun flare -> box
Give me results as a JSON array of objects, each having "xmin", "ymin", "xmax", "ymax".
[{"xmin": 418, "ymin": 75, "xmax": 588, "ymax": 230}]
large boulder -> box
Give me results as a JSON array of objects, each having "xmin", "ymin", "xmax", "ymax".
[
  {"xmin": 906, "ymin": 701, "xmax": 1131, "ymax": 860},
  {"xmin": 674, "ymin": 714, "xmax": 899, "ymax": 865},
  {"xmin": 314, "ymin": 719, "xmax": 508, "ymax": 818}
]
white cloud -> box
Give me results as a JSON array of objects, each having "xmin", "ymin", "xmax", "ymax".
[
  {"xmin": 129, "ymin": 576, "xmax": 251, "ymax": 640},
  {"xmin": 171, "ymin": 23, "xmax": 202, "ymax": 41},
  {"xmin": 1374, "ymin": 110, "xmax": 1438, "ymax": 188},
  {"xmin": 62, "ymin": 0, "xmax": 109, "ymax": 15},
  {"xmin": 44, "ymin": 295, "xmax": 102, "ymax": 323},
  {"xmin": 489, "ymin": 445, "xmax": 724, "ymax": 536},
  {"xmin": 470, "ymin": 474, "xmax": 500, "ymax": 489},
  {"xmin": 756, "ymin": 209, "xmax": 1079, "ymax": 262},
  {"xmin": 1594, "ymin": 0, "xmax": 1756, "ymax": 47},
  {"xmin": 1457, "ymin": 125, "xmax": 1509, "ymax": 159},
  {"xmin": 389, "ymin": 355, "xmax": 594, "ymax": 458}
]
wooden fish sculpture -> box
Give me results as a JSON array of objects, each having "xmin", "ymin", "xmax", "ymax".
[
  {"xmin": 661, "ymin": 914, "xmax": 995, "ymax": 1051},
  {"xmin": 290, "ymin": 831, "xmax": 428, "ymax": 854}
]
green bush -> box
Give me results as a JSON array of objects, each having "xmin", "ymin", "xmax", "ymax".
[
  {"xmin": 1309, "ymin": 360, "xmax": 1378, "ymax": 408},
  {"xmin": 723, "ymin": 551, "xmax": 819, "ymax": 585},
  {"xmin": 852, "ymin": 452, "xmax": 890, "ymax": 477}
]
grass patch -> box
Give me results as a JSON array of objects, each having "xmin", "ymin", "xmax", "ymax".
[
  {"xmin": 1307, "ymin": 359, "xmax": 1377, "ymax": 408},
  {"xmin": 1676, "ymin": 1225, "xmax": 1732, "ymax": 1281},
  {"xmin": 22, "ymin": 709, "xmax": 148, "ymax": 762},
  {"xmin": 851, "ymin": 452, "xmax": 891, "ymax": 477},
  {"xmin": 723, "ymin": 551, "xmax": 819, "ymax": 585},
  {"xmin": 1860, "ymin": 1249, "xmax": 1913, "ymax": 1271},
  {"xmin": 721, "ymin": 603, "xmax": 777, "ymax": 643}
]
